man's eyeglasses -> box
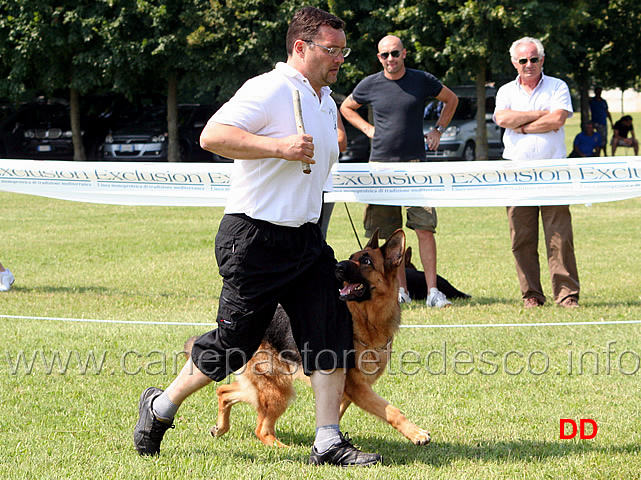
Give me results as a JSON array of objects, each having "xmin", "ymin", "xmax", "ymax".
[
  {"xmin": 306, "ymin": 41, "xmax": 351, "ymax": 58},
  {"xmin": 379, "ymin": 50, "xmax": 401, "ymax": 60},
  {"xmin": 517, "ymin": 57, "xmax": 540, "ymax": 65}
]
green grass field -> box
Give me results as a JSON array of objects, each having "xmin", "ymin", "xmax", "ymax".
[{"xmin": 1, "ymin": 188, "xmax": 641, "ymax": 479}]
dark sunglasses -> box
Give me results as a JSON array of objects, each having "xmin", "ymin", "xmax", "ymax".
[
  {"xmin": 379, "ymin": 50, "xmax": 401, "ymax": 59},
  {"xmin": 518, "ymin": 57, "xmax": 540, "ymax": 65}
]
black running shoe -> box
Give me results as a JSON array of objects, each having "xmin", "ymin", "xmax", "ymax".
[
  {"xmin": 309, "ymin": 433, "xmax": 383, "ymax": 467},
  {"xmin": 133, "ymin": 387, "xmax": 174, "ymax": 456}
]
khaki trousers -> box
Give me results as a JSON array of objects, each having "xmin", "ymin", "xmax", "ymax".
[{"xmin": 506, "ymin": 205, "xmax": 580, "ymax": 304}]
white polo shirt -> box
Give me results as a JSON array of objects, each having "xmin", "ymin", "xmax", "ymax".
[
  {"xmin": 210, "ymin": 62, "xmax": 339, "ymax": 227},
  {"xmin": 494, "ymin": 73, "xmax": 573, "ymax": 161}
]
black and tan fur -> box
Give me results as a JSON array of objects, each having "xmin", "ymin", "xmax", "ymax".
[
  {"xmin": 404, "ymin": 246, "xmax": 471, "ymax": 301},
  {"xmin": 185, "ymin": 228, "xmax": 431, "ymax": 447}
]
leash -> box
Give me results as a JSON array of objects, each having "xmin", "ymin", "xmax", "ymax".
[{"xmin": 343, "ymin": 202, "xmax": 362, "ymax": 249}]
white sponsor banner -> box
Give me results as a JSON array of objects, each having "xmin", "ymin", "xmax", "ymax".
[
  {"xmin": 0, "ymin": 160, "xmax": 233, "ymax": 207},
  {"xmin": 1, "ymin": 157, "xmax": 641, "ymax": 207}
]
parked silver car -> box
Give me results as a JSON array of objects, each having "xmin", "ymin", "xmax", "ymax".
[
  {"xmin": 101, "ymin": 104, "xmax": 229, "ymax": 162},
  {"xmin": 424, "ymin": 85, "xmax": 503, "ymax": 161}
]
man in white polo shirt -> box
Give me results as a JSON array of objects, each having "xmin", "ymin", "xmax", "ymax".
[
  {"xmin": 494, "ymin": 36, "xmax": 580, "ymax": 309},
  {"xmin": 133, "ymin": 7, "xmax": 382, "ymax": 467}
]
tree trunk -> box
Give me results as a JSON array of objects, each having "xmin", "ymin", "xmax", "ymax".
[
  {"xmin": 577, "ymin": 78, "xmax": 590, "ymax": 129},
  {"xmin": 475, "ymin": 59, "xmax": 488, "ymax": 161},
  {"xmin": 70, "ymin": 88, "xmax": 86, "ymax": 161},
  {"xmin": 167, "ymin": 71, "xmax": 179, "ymax": 162},
  {"xmin": 620, "ymin": 89, "xmax": 625, "ymax": 115}
]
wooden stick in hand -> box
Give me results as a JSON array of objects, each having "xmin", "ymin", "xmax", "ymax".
[{"xmin": 292, "ymin": 90, "xmax": 312, "ymax": 174}]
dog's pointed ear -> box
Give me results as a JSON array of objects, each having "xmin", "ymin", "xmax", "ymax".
[
  {"xmin": 404, "ymin": 246, "xmax": 412, "ymax": 268},
  {"xmin": 365, "ymin": 228, "xmax": 380, "ymax": 250},
  {"xmin": 382, "ymin": 229, "xmax": 405, "ymax": 270}
]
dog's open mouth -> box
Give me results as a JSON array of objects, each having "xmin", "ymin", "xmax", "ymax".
[{"xmin": 339, "ymin": 282, "xmax": 366, "ymax": 300}]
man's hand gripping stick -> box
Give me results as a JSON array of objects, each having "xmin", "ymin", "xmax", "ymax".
[{"xmin": 292, "ymin": 90, "xmax": 312, "ymax": 174}]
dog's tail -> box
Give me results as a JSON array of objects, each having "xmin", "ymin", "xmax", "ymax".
[{"xmin": 184, "ymin": 336, "xmax": 198, "ymax": 359}]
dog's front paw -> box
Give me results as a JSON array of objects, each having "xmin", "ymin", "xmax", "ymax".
[
  {"xmin": 210, "ymin": 424, "xmax": 227, "ymax": 438},
  {"xmin": 412, "ymin": 429, "xmax": 431, "ymax": 446}
]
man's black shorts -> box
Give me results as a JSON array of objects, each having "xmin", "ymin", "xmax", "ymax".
[{"xmin": 191, "ymin": 214, "xmax": 355, "ymax": 381}]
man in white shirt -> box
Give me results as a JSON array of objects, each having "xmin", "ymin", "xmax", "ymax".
[
  {"xmin": 133, "ymin": 7, "xmax": 382, "ymax": 467},
  {"xmin": 494, "ymin": 37, "xmax": 580, "ymax": 309}
]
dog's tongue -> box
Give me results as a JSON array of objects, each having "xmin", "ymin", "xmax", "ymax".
[{"xmin": 339, "ymin": 283, "xmax": 360, "ymax": 297}]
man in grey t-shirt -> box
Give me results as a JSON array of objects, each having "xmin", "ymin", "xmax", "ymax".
[{"xmin": 340, "ymin": 35, "xmax": 458, "ymax": 308}]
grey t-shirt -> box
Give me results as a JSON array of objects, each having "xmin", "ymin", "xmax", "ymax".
[{"xmin": 351, "ymin": 68, "xmax": 442, "ymax": 162}]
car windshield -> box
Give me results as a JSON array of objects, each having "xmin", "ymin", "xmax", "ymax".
[
  {"xmin": 134, "ymin": 108, "xmax": 166, "ymax": 126},
  {"xmin": 17, "ymin": 104, "xmax": 70, "ymax": 128}
]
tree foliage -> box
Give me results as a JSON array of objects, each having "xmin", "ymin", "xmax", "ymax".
[
  {"xmin": 435, "ymin": 1, "xmax": 526, "ymax": 159},
  {"xmin": 1, "ymin": 0, "xmax": 641, "ymax": 161},
  {"xmin": 0, "ymin": 0, "xmax": 111, "ymax": 159},
  {"xmin": 591, "ymin": 0, "xmax": 641, "ymax": 111}
]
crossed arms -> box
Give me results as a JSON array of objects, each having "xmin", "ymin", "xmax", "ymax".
[{"xmin": 494, "ymin": 108, "xmax": 569, "ymax": 134}]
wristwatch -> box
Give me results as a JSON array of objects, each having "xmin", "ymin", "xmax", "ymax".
[{"xmin": 434, "ymin": 125, "xmax": 446, "ymax": 134}]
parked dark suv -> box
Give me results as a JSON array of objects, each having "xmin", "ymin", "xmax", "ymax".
[
  {"xmin": 0, "ymin": 100, "xmax": 76, "ymax": 160},
  {"xmin": 177, "ymin": 104, "xmax": 230, "ymax": 162}
]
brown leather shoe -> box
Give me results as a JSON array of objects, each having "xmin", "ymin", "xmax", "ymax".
[
  {"xmin": 560, "ymin": 297, "xmax": 579, "ymax": 308},
  {"xmin": 524, "ymin": 297, "xmax": 542, "ymax": 308}
]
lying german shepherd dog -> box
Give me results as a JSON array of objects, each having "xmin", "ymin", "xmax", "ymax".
[
  {"xmin": 404, "ymin": 246, "xmax": 472, "ymax": 301},
  {"xmin": 184, "ymin": 228, "xmax": 431, "ymax": 447}
]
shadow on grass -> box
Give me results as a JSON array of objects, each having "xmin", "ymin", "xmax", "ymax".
[
  {"xmin": 441, "ymin": 297, "xmax": 641, "ymax": 308},
  {"xmin": 402, "ymin": 438, "xmax": 639, "ymax": 467},
  {"xmin": 199, "ymin": 428, "xmax": 639, "ymax": 466},
  {"xmin": 402, "ymin": 297, "xmax": 514, "ymax": 310},
  {"xmin": 8, "ymin": 285, "xmax": 110, "ymax": 295},
  {"xmin": 412, "ymin": 296, "xmax": 517, "ymax": 307},
  {"xmin": 9, "ymin": 285, "xmax": 210, "ymax": 300}
]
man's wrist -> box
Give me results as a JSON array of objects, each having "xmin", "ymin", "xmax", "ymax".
[{"xmin": 434, "ymin": 125, "xmax": 445, "ymax": 135}]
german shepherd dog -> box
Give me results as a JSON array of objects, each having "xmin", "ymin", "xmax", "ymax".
[
  {"xmin": 404, "ymin": 246, "xmax": 472, "ymax": 301},
  {"xmin": 185, "ymin": 228, "xmax": 431, "ymax": 447}
]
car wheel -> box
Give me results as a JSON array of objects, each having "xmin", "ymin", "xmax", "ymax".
[{"xmin": 463, "ymin": 141, "xmax": 475, "ymax": 161}]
